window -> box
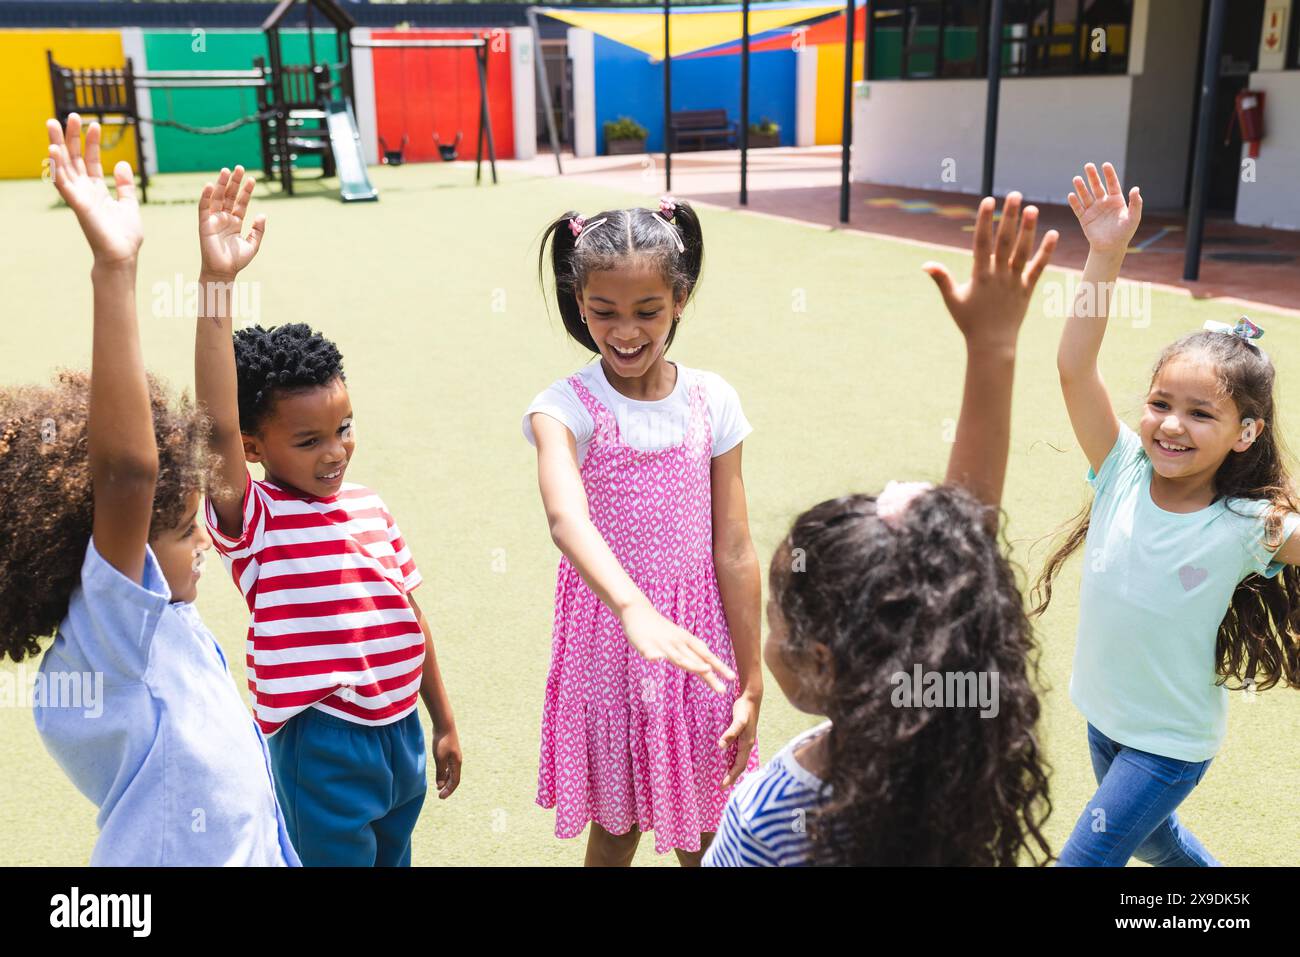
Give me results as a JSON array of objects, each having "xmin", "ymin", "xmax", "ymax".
[
  {"xmin": 868, "ymin": 0, "xmax": 1131, "ymax": 79},
  {"xmin": 870, "ymin": 1, "xmax": 986, "ymax": 79},
  {"xmin": 1002, "ymin": 0, "xmax": 1130, "ymax": 76}
]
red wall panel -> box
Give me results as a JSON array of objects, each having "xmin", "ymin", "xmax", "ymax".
[{"xmin": 371, "ymin": 29, "xmax": 515, "ymax": 163}]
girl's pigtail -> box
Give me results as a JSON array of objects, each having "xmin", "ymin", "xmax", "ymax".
[
  {"xmin": 666, "ymin": 200, "xmax": 704, "ymax": 300},
  {"xmin": 537, "ymin": 211, "xmax": 597, "ymax": 353}
]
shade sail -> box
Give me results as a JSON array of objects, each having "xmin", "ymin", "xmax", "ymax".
[
  {"xmin": 535, "ymin": 1, "xmax": 848, "ymax": 58},
  {"xmin": 681, "ymin": 3, "xmax": 863, "ymax": 58}
]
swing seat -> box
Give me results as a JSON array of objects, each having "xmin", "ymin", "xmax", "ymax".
[
  {"xmin": 378, "ymin": 133, "xmax": 409, "ymax": 166},
  {"xmin": 433, "ymin": 131, "xmax": 463, "ymax": 162}
]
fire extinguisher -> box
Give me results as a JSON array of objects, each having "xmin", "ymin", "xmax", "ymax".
[{"xmin": 1228, "ymin": 89, "xmax": 1265, "ymax": 158}]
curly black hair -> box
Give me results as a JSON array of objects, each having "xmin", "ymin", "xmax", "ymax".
[
  {"xmin": 770, "ymin": 486, "xmax": 1053, "ymax": 866},
  {"xmin": 0, "ymin": 370, "xmax": 217, "ymax": 663},
  {"xmin": 537, "ymin": 201, "xmax": 705, "ymax": 355},
  {"xmin": 233, "ymin": 322, "xmax": 345, "ymax": 433}
]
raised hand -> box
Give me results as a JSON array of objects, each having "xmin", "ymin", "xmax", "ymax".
[
  {"xmin": 1069, "ymin": 162, "xmax": 1142, "ymax": 253},
  {"xmin": 922, "ymin": 192, "xmax": 1059, "ymax": 351},
  {"xmin": 47, "ymin": 114, "xmax": 142, "ymax": 266},
  {"xmin": 199, "ymin": 165, "xmax": 266, "ymax": 281}
]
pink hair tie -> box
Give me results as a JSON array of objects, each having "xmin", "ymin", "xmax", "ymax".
[
  {"xmin": 659, "ymin": 195, "xmax": 677, "ymax": 220},
  {"xmin": 568, "ymin": 216, "xmax": 586, "ymax": 238},
  {"xmin": 875, "ymin": 481, "xmax": 933, "ymax": 529}
]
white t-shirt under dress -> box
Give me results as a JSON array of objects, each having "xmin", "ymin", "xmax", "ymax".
[{"xmin": 521, "ymin": 360, "xmax": 752, "ymax": 462}]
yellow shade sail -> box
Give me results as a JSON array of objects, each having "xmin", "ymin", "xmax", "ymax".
[{"xmin": 537, "ymin": 2, "xmax": 847, "ymax": 59}]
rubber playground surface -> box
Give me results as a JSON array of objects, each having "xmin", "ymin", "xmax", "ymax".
[{"xmin": 2, "ymin": 159, "xmax": 1297, "ymax": 866}]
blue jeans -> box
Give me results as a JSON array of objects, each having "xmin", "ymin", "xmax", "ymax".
[
  {"xmin": 1058, "ymin": 723, "xmax": 1219, "ymax": 867},
  {"xmin": 269, "ymin": 707, "xmax": 427, "ymax": 867}
]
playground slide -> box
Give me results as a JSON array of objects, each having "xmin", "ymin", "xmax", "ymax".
[{"xmin": 326, "ymin": 99, "xmax": 378, "ymax": 203}]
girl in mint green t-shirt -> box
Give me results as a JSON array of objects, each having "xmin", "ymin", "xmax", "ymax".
[{"xmin": 1036, "ymin": 162, "xmax": 1300, "ymax": 867}]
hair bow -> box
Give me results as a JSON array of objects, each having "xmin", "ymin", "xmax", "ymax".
[{"xmin": 1204, "ymin": 316, "xmax": 1265, "ymax": 348}]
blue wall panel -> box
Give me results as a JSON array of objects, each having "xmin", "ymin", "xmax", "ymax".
[{"xmin": 593, "ymin": 34, "xmax": 796, "ymax": 155}]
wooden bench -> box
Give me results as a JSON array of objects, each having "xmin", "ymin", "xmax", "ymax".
[{"xmin": 669, "ymin": 109, "xmax": 737, "ymax": 151}]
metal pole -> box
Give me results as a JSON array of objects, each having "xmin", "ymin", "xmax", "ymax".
[
  {"xmin": 664, "ymin": 0, "xmax": 672, "ymax": 193},
  {"xmin": 306, "ymin": 1, "xmax": 316, "ymax": 66},
  {"xmin": 981, "ymin": 0, "xmax": 1005, "ymax": 197},
  {"xmin": 527, "ymin": 7, "xmax": 564, "ymax": 174},
  {"xmin": 740, "ymin": 0, "xmax": 750, "ymax": 205},
  {"xmin": 839, "ymin": 0, "xmax": 855, "ymax": 223},
  {"xmin": 1184, "ymin": 0, "xmax": 1227, "ymax": 282},
  {"xmin": 476, "ymin": 40, "xmax": 499, "ymax": 185}
]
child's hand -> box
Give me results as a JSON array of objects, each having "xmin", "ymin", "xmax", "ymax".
[
  {"xmin": 198, "ymin": 166, "xmax": 266, "ymax": 281},
  {"xmin": 718, "ymin": 691, "xmax": 759, "ymax": 789},
  {"xmin": 922, "ymin": 192, "xmax": 1058, "ymax": 351},
  {"xmin": 620, "ymin": 601, "xmax": 737, "ymax": 695},
  {"xmin": 432, "ymin": 726, "xmax": 462, "ymax": 799},
  {"xmin": 1069, "ymin": 162, "xmax": 1142, "ymax": 253},
  {"xmin": 46, "ymin": 115, "xmax": 142, "ymax": 266}
]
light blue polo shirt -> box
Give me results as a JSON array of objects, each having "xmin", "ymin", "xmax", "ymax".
[
  {"xmin": 34, "ymin": 538, "xmax": 300, "ymax": 866},
  {"xmin": 1071, "ymin": 424, "xmax": 1299, "ymax": 762}
]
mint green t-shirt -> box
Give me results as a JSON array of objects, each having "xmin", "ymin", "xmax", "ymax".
[{"xmin": 1070, "ymin": 424, "xmax": 1299, "ymax": 762}]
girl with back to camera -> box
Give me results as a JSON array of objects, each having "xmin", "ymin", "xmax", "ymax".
[
  {"xmin": 526, "ymin": 198, "xmax": 760, "ymax": 865},
  {"xmin": 703, "ymin": 192, "xmax": 1059, "ymax": 866},
  {"xmin": 1038, "ymin": 162, "xmax": 1300, "ymax": 866}
]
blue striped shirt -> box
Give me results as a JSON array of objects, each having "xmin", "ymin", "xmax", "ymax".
[{"xmin": 704, "ymin": 721, "xmax": 830, "ymax": 867}]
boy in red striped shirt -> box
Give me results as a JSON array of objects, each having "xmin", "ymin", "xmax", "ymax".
[{"xmin": 193, "ymin": 165, "xmax": 461, "ymax": 866}]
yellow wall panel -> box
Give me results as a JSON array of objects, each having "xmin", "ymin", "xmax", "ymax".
[
  {"xmin": 0, "ymin": 30, "xmax": 138, "ymax": 180},
  {"xmin": 814, "ymin": 41, "xmax": 863, "ymax": 146}
]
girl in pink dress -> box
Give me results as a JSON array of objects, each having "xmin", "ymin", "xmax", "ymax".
[{"xmin": 525, "ymin": 198, "xmax": 761, "ymax": 865}]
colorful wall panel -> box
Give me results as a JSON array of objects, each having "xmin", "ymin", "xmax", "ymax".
[
  {"xmin": 370, "ymin": 29, "xmax": 516, "ymax": 163},
  {"xmin": 592, "ymin": 33, "xmax": 797, "ymax": 155},
  {"xmin": 142, "ymin": 29, "xmax": 340, "ymax": 173},
  {"xmin": 813, "ymin": 39, "xmax": 863, "ymax": 145},
  {"xmin": 0, "ymin": 29, "xmax": 139, "ymax": 179}
]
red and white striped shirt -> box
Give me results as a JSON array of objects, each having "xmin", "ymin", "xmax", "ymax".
[{"xmin": 205, "ymin": 473, "xmax": 425, "ymax": 736}]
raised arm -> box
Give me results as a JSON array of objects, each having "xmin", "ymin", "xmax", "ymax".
[
  {"xmin": 47, "ymin": 115, "xmax": 154, "ymax": 584},
  {"xmin": 923, "ymin": 191, "xmax": 1058, "ymax": 513},
  {"xmin": 532, "ymin": 413, "xmax": 736, "ymax": 693},
  {"xmin": 194, "ymin": 166, "xmax": 266, "ymax": 537},
  {"xmin": 1057, "ymin": 162, "xmax": 1142, "ymax": 472}
]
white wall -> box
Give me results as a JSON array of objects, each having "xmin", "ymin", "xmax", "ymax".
[
  {"xmin": 1234, "ymin": 71, "xmax": 1300, "ymax": 230},
  {"xmin": 1124, "ymin": 0, "xmax": 1202, "ymax": 209},
  {"xmin": 351, "ymin": 28, "xmax": 380, "ymax": 166},
  {"xmin": 851, "ymin": 76, "xmax": 1131, "ymax": 203},
  {"xmin": 796, "ymin": 47, "xmax": 818, "ymax": 146},
  {"xmin": 850, "ymin": 79, "xmax": 985, "ymax": 191},
  {"xmin": 120, "ymin": 27, "xmax": 157, "ymax": 175},
  {"xmin": 568, "ymin": 28, "xmax": 595, "ymax": 158},
  {"xmin": 510, "ymin": 26, "xmax": 537, "ymax": 160}
]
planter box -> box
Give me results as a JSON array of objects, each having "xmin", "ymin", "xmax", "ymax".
[
  {"xmin": 607, "ymin": 137, "xmax": 647, "ymax": 155},
  {"xmin": 746, "ymin": 132, "xmax": 779, "ymax": 149}
]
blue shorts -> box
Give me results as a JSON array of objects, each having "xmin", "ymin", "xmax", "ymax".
[{"xmin": 268, "ymin": 706, "xmax": 427, "ymax": 867}]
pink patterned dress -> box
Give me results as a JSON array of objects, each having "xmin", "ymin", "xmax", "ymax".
[{"xmin": 536, "ymin": 368, "xmax": 760, "ymax": 854}]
